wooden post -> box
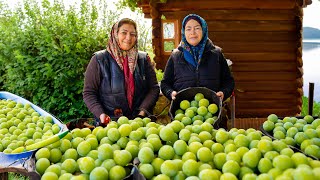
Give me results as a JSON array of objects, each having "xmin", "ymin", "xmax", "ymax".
[
  {"xmin": 294, "ymin": 1, "xmax": 303, "ymax": 116},
  {"xmin": 231, "ymin": 92, "xmax": 236, "ymax": 128},
  {"xmin": 0, "ymin": 172, "xmax": 8, "ymax": 180},
  {"xmin": 308, "ymin": 82, "xmax": 314, "ymax": 115},
  {"xmin": 150, "ymin": 0, "xmax": 163, "ymax": 69}
]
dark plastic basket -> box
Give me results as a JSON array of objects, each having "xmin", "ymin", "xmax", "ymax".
[
  {"xmin": 123, "ymin": 165, "xmax": 146, "ymax": 180},
  {"xmin": 169, "ymin": 87, "xmax": 222, "ymax": 124},
  {"xmin": 66, "ymin": 118, "xmax": 96, "ymax": 130}
]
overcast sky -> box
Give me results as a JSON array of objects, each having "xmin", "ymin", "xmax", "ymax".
[{"xmin": 303, "ymin": 0, "xmax": 320, "ymax": 29}]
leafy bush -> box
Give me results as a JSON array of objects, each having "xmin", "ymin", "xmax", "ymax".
[
  {"xmin": 155, "ymin": 69, "xmax": 164, "ymax": 82},
  {"xmin": 301, "ymin": 96, "xmax": 320, "ymax": 117},
  {"xmin": 118, "ymin": 0, "xmax": 168, "ymax": 11},
  {"xmin": 0, "ymin": 0, "xmax": 122, "ymax": 121}
]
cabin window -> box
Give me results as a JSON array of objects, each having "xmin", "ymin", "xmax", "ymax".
[{"xmin": 162, "ymin": 20, "xmax": 179, "ymax": 54}]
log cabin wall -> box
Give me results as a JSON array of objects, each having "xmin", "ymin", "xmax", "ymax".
[{"xmin": 139, "ymin": 0, "xmax": 305, "ymax": 118}]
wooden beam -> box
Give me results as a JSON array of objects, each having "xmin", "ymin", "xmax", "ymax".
[
  {"xmin": 163, "ymin": 10, "xmax": 296, "ymax": 20},
  {"xmin": 224, "ymin": 53, "xmax": 296, "ymax": 62},
  {"xmin": 235, "ymin": 91, "xmax": 297, "ymax": 100},
  {"xmin": 235, "ymin": 81, "xmax": 298, "ymax": 91},
  {"xmin": 210, "ymin": 32, "xmax": 298, "ymax": 42},
  {"xmin": 232, "ymin": 62, "xmax": 297, "ymax": 72},
  {"xmin": 236, "ymin": 100, "xmax": 298, "ymax": 109},
  {"xmin": 215, "ymin": 42, "xmax": 296, "ymax": 53},
  {"xmin": 233, "ymin": 72, "xmax": 297, "ymax": 81},
  {"xmin": 236, "ymin": 108, "xmax": 299, "ymax": 118},
  {"xmin": 206, "ymin": 20, "xmax": 297, "ymax": 32},
  {"xmin": 159, "ymin": 0, "xmax": 296, "ymax": 11}
]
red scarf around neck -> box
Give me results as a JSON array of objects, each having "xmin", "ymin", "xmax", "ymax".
[{"xmin": 122, "ymin": 56, "xmax": 135, "ymax": 109}]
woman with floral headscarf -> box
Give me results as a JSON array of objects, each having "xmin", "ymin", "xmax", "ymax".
[
  {"xmin": 161, "ymin": 14, "xmax": 234, "ymax": 103},
  {"xmin": 83, "ymin": 18, "xmax": 159, "ymax": 125}
]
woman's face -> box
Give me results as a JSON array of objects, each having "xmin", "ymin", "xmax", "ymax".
[
  {"xmin": 117, "ymin": 24, "xmax": 137, "ymax": 50},
  {"xmin": 184, "ymin": 19, "xmax": 203, "ymax": 46}
]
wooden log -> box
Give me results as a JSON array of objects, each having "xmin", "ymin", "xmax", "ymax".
[
  {"xmin": 297, "ymin": 88, "xmax": 303, "ymax": 97},
  {"xmin": 297, "ymin": 57, "xmax": 303, "ymax": 67},
  {"xmin": 224, "ymin": 53, "xmax": 296, "ymax": 62},
  {"xmin": 238, "ymin": 106, "xmax": 300, "ymax": 114},
  {"xmin": 139, "ymin": 4, "xmax": 151, "ymax": 16},
  {"xmin": 235, "ymin": 81, "xmax": 298, "ymax": 91},
  {"xmin": 297, "ymin": 67, "xmax": 304, "ymax": 78},
  {"xmin": 214, "ymin": 41, "xmax": 296, "ymax": 53},
  {"xmin": 149, "ymin": 0, "xmax": 160, "ymax": 18},
  {"xmin": 206, "ymin": 20, "xmax": 297, "ymax": 32},
  {"xmin": 296, "ymin": 47, "xmax": 302, "ymax": 57},
  {"xmin": 152, "ymin": 17, "xmax": 162, "ymax": 68},
  {"xmin": 235, "ymin": 91, "xmax": 297, "ymax": 100},
  {"xmin": 232, "ymin": 62, "xmax": 296, "ymax": 72},
  {"xmin": 234, "ymin": 118, "xmax": 266, "ymax": 130},
  {"xmin": 163, "ymin": 10, "xmax": 296, "ymax": 20},
  {"xmin": 0, "ymin": 172, "xmax": 8, "ymax": 180},
  {"xmin": 235, "ymin": 100, "xmax": 299, "ymax": 109},
  {"xmin": 233, "ymin": 72, "xmax": 296, "ymax": 81},
  {"xmin": 308, "ymin": 82, "xmax": 315, "ymax": 115},
  {"xmin": 297, "ymin": 96, "xmax": 303, "ymax": 106},
  {"xmin": 137, "ymin": 0, "xmax": 150, "ymax": 5},
  {"xmin": 159, "ymin": 0, "xmax": 296, "ymax": 11},
  {"xmin": 210, "ymin": 32, "xmax": 298, "ymax": 42},
  {"xmin": 156, "ymin": 54, "xmax": 170, "ymax": 70},
  {"xmin": 153, "ymin": 54, "xmax": 297, "ymax": 69},
  {"xmin": 296, "ymin": 78, "xmax": 303, "ymax": 88},
  {"xmin": 236, "ymin": 108, "xmax": 300, "ymax": 118}
]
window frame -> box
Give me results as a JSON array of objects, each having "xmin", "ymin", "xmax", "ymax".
[{"xmin": 161, "ymin": 19, "xmax": 180, "ymax": 55}]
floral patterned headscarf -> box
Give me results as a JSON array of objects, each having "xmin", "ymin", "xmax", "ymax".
[
  {"xmin": 106, "ymin": 19, "xmax": 138, "ymax": 74},
  {"xmin": 180, "ymin": 14, "xmax": 208, "ymax": 67},
  {"xmin": 106, "ymin": 19, "xmax": 138, "ymax": 109}
]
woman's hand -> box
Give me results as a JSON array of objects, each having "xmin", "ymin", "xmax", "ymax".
[
  {"xmin": 99, "ymin": 113, "xmax": 110, "ymax": 124},
  {"xmin": 216, "ymin": 91, "xmax": 224, "ymax": 101},
  {"xmin": 171, "ymin": 91, "xmax": 177, "ymax": 100},
  {"xmin": 138, "ymin": 111, "xmax": 146, "ymax": 117}
]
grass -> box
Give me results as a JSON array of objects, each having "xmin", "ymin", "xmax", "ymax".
[
  {"xmin": 301, "ymin": 96, "xmax": 320, "ymax": 116},
  {"xmin": 8, "ymin": 172, "xmax": 29, "ymax": 180}
]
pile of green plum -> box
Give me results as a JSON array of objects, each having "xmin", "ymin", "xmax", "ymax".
[
  {"xmin": 0, "ymin": 99, "xmax": 60, "ymax": 153},
  {"xmin": 263, "ymin": 114, "xmax": 320, "ymax": 159},
  {"xmin": 35, "ymin": 115, "xmax": 320, "ymax": 180},
  {"xmin": 173, "ymin": 93, "xmax": 219, "ymax": 125}
]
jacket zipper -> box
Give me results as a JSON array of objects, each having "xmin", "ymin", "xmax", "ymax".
[{"xmin": 196, "ymin": 59, "xmax": 200, "ymax": 86}]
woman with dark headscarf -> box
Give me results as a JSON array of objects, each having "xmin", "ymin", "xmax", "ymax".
[
  {"xmin": 161, "ymin": 14, "xmax": 234, "ymax": 103},
  {"xmin": 83, "ymin": 18, "xmax": 159, "ymax": 125}
]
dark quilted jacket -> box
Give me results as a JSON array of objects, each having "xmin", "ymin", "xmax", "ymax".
[
  {"xmin": 83, "ymin": 50, "xmax": 159, "ymax": 120},
  {"xmin": 161, "ymin": 39, "xmax": 235, "ymax": 101}
]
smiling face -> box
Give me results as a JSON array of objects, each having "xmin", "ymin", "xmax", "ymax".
[
  {"xmin": 117, "ymin": 23, "xmax": 137, "ymax": 51},
  {"xmin": 184, "ymin": 19, "xmax": 203, "ymax": 46}
]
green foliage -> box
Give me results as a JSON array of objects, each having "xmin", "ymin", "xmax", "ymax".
[
  {"xmin": 301, "ymin": 96, "xmax": 320, "ymax": 117},
  {"xmin": 118, "ymin": 0, "xmax": 139, "ymax": 11},
  {"xmin": 118, "ymin": 0, "xmax": 167, "ymax": 11},
  {"xmin": 155, "ymin": 69, "xmax": 164, "ymax": 82},
  {"xmin": 130, "ymin": 10, "xmax": 153, "ymax": 54},
  {"xmin": 8, "ymin": 173, "xmax": 29, "ymax": 180},
  {"xmin": 0, "ymin": 0, "xmax": 123, "ymax": 121},
  {"xmin": 164, "ymin": 41, "xmax": 175, "ymax": 52}
]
